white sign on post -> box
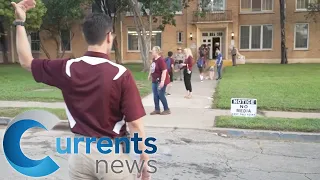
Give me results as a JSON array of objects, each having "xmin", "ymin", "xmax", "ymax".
[
  {"xmin": 231, "ymin": 98, "xmax": 257, "ymax": 117},
  {"xmin": 231, "ymin": 40, "xmax": 235, "ymax": 46}
]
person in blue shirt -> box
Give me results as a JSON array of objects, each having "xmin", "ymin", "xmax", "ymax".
[{"xmin": 215, "ymin": 48, "xmax": 223, "ymax": 80}]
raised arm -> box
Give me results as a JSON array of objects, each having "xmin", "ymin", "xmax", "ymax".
[{"xmin": 11, "ymin": 0, "xmax": 36, "ymax": 71}]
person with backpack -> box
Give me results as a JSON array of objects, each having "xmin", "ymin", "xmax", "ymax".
[
  {"xmin": 197, "ymin": 53, "xmax": 206, "ymax": 82},
  {"xmin": 165, "ymin": 51, "xmax": 174, "ymax": 96},
  {"xmin": 215, "ymin": 48, "xmax": 223, "ymax": 80}
]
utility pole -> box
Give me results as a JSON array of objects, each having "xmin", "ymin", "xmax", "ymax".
[{"xmin": 280, "ymin": 0, "xmax": 288, "ymax": 64}]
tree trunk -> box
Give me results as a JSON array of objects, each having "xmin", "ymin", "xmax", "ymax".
[
  {"xmin": 113, "ymin": 39, "xmax": 121, "ymax": 64},
  {"xmin": 129, "ymin": 0, "xmax": 150, "ymax": 72},
  {"xmin": 280, "ymin": 0, "xmax": 288, "ymax": 64},
  {"xmin": 113, "ymin": 11, "xmax": 122, "ymax": 64},
  {"xmin": 39, "ymin": 37, "xmax": 51, "ymax": 59},
  {"xmin": 149, "ymin": 6, "xmax": 153, "ymax": 51},
  {"xmin": 2, "ymin": 51, "xmax": 8, "ymax": 64},
  {"xmin": 0, "ymin": 20, "xmax": 9, "ymax": 64},
  {"xmin": 54, "ymin": 35, "xmax": 60, "ymax": 59},
  {"xmin": 1, "ymin": 39, "xmax": 9, "ymax": 64}
]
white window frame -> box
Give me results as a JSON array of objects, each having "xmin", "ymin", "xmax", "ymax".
[
  {"xmin": 127, "ymin": 28, "xmax": 162, "ymax": 52},
  {"xmin": 240, "ymin": 0, "xmax": 274, "ymax": 13},
  {"xmin": 294, "ymin": 23, "xmax": 309, "ymax": 50},
  {"xmin": 177, "ymin": 31, "xmax": 183, "ymax": 44},
  {"xmin": 30, "ymin": 32, "xmax": 41, "ymax": 53},
  {"xmin": 295, "ymin": 0, "xmax": 315, "ymax": 11},
  {"xmin": 239, "ymin": 24, "xmax": 273, "ymax": 51},
  {"xmin": 59, "ymin": 30, "xmax": 72, "ymax": 53},
  {"xmin": 202, "ymin": 0, "xmax": 226, "ymax": 12}
]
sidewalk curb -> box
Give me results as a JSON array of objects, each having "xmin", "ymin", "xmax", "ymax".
[
  {"xmin": 207, "ymin": 128, "xmax": 320, "ymax": 143},
  {"xmin": 1, "ymin": 117, "xmax": 320, "ymax": 143},
  {"xmin": 0, "ymin": 117, "xmax": 10, "ymax": 126}
]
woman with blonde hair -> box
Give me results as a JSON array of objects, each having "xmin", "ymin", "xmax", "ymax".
[
  {"xmin": 148, "ymin": 46, "xmax": 171, "ymax": 115},
  {"xmin": 180, "ymin": 48, "xmax": 194, "ymax": 99}
]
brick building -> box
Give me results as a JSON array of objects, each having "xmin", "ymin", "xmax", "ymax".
[{"xmin": 1, "ymin": 0, "xmax": 320, "ymax": 63}]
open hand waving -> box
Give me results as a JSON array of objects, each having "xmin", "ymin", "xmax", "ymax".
[{"xmin": 11, "ymin": 0, "xmax": 36, "ymax": 22}]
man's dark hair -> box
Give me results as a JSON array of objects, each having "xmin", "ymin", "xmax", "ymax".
[
  {"xmin": 82, "ymin": 13, "xmax": 113, "ymax": 45},
  {"xmin": 168, "ymin": 51, "xmax": 173, "ymax": 57}
]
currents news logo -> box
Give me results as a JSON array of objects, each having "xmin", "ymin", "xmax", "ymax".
[{"xmin": 2, "ymin": 110, "xmax": 158, "ymax": 178}]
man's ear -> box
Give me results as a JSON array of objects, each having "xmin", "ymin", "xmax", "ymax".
[{"xmin": 106, "ymin": 32, "xmax": 111, "ymax": 43}]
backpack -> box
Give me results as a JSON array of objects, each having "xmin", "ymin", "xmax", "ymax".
[
  {"xmin": 165, "ymin": 57, "xmax": 171, "ymax": 70},
  {"xmin": 197, "ymin": 58, "xmax": 204, "ymax": 68},
  {"xmin": 199, "ymin": 48, "xmax": 204, "ymax": 57}
]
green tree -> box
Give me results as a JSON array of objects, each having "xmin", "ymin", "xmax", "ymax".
[
  {"xmin": 0, "ymin": 0, "xmax": 46, "ymax": 63},
  {"xmin": 128, "ymin": 0, "xmax": 191, "ymax": 71},
  {"xmin": 40, "ymin": 0, "xmax": 90, "ymax": 59},
  {"xmin": 93, "ymin": 0, "xmax": 129, "ymax": 64},
  {"xmin": 0, "ymin": 0, "xmax": 46, "ymax": 31},
  {"xmin": 306, "ymin": 0, "xmax": 320, "ymax": 22}
]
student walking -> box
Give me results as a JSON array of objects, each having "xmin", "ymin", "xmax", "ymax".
[
  {"xmin": 181, "ymin": 48, "xmax": 194, "ymax": 99},
  {"xmin": 197, "ymin": 54, "xmax": 206, "ymax": 82},
  {"xmin": 215, "ymin": 48, "xmax": 223, "ymax": 80},
  {"xmin": 148, "ymin": 46, "xmax": 171, "ymax": 115},
  {"xmin": 165, "ymin": 51, "xmax": 174, "ymax": 96}
]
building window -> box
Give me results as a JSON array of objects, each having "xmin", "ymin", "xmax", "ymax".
[
  {"xmin": 241, "ymin": 0, "xmax": 273, "ymax": 12},
  {"xmin": 240, "ymin": 26, "xmax": 250, "ymax": 49},
  {"xmin": 296, "ymin": 0, "xmax": 308, "ymax": 10},
  {"xmin": 30, "ymin": 32, "xmax": 40, "ymax": 52},
  {"xmin": 128, "ymin": 29, "xmax": 139, "ymax": 51},
  {"xmin": 60, "ymin": 30, "xmax": 71, "ymax": 52},
  {"xmin": 127, "ymin": 28, "xmax": 162, "ymax": 51},
  {"xmin": 240, "ymin": 25, "xmax": 273, "ymax": 50},
  {"xmin": 294, "ymin": 23, "xmax": 309, "ymax": 49},
  {"xmin": 177, "ymin": 31, "xmax": 183, "ymax": 44},
  {"xmin": 203, "ymin": 0, "xmax": 225, "ymax": 11},
  {"xmin": 151, "ymin": 31, "xmax": 162, "ymax": 48},
  {"xmin": 296, "ymin": 0, "xmax": 317, "ymax": 10}
]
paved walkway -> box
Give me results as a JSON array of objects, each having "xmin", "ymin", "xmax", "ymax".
[{"xmin": 0, "ymin": 69, "xmax": 320, "ymax": 129}]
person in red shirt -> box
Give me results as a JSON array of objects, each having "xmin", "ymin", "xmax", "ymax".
[
  {"xmin": 181, "ymin": 48, "xmax": 194, "ymax": 99},
  {"xmin": 11, "ymin": 1, "xmax": 150, "ymax": 179},
  {"xmin": 148, "ymin": 46, "xmax": 171, "ymax": 115}
]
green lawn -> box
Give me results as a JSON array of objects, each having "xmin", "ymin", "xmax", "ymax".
[
  {"xmin": 0, "ymin": 63, "xmax": 150, "ymax": 102},
  {"xmin": 214, "ymin": 64, "xmax": 320, "ymax": 112},
  {"xmin": 0, "ymin": 107, "xmax": 67, "ymax": 119},
  {"xmin": 215, "ymin": 116, "xmax": 320, "ymax": 133}
]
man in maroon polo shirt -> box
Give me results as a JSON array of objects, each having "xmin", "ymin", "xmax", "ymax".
[{"xmin": 11, "ymin": 1, "xmax": 150, "ymax": 179}]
